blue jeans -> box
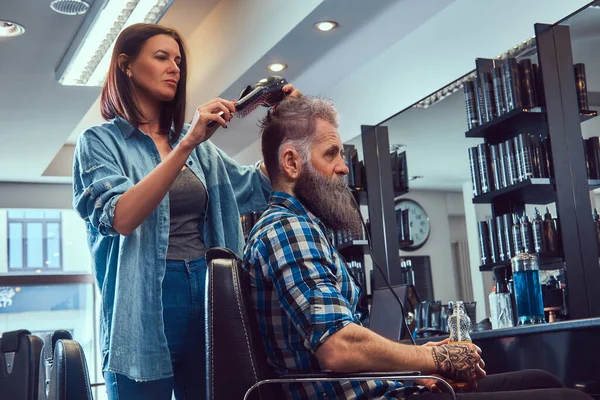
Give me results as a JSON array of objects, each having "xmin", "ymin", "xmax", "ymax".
[{"xmin": 104, "ymin": 257, "xmax": 207, "ymax": 400}]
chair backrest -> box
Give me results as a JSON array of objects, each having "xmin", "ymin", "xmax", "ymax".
[
  {"xmin": 38, "ymin": 330, "xmax": 92, "ymax": 400},
  {"xmin": 205, "ymin": 247, "xmax": 278, "ymax": 400},
  {"xmin": 0, "ymin": 329, "xmax": 43, "ymax": 400}
]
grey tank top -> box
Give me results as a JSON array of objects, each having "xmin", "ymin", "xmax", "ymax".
[{"xmin": 166, "ymin": 167, "xmax": 208, "ymax": 260}]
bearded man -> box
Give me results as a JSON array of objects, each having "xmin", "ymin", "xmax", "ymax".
[{"xmin": 242, "ymin": 96, "xmax": 588, "ymax": 400}]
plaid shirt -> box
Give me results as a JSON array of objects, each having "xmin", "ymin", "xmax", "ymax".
[{"xmin": 243, "ymin": 192, "xmax": 413, "ymax": 399}]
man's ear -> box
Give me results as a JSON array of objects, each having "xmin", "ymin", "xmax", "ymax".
[{"xmin": 280, "ymin": 146, "xmax": 302, "ymax": 181}]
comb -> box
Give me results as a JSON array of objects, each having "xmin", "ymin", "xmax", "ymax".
[{"xmin": 206, "ymin": 76, "xmax": 288, "ymax": 127}]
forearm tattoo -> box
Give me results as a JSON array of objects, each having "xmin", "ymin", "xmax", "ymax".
[{"xmin": 430, "ymin": 345, "xmax": 479, "ymax": 382}]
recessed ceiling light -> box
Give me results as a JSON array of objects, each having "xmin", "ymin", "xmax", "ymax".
[
  {"xmin": 268, "ymin": 63, "xmax": 286, "ymax": 72},
  {"xmin": 0, "ymin": 21, "xmax": 25, "ymax": 38},
  {"xmin": 50, "ymin": 0, "xmax": 90, "ymax": 16},
  {"xmin": 315, "ymin": 21, "xmax": 338, "ymax": 32}
]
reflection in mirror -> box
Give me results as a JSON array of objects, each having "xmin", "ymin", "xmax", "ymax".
[
  {"xmin": 344, "ymin": 20, "xmax": 592, "ymax": 329},
  {"xmin": 561, "ymin": 4, "xmax": 600, "ymax": 202}
]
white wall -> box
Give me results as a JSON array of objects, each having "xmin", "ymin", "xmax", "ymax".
[
  {"xmin": 399, "ymin": 190, "xmax": 466, "ymax": 304},
  {"xmin": 0, "ymin": 183, "xmax": 72, "ymax": 209},
  {"xmin": 62, "ymin": 211, "xmax": 92, "ymax": 274}
]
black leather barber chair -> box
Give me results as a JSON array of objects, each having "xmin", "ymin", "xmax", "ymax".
[
  {"xmin": 0, "ymin": 329, "xmax": 43, "ymax": 399},
  {"xmin": 38, "ymin": 329, "xmax": 93, "ymax": 400},
  {"xmin": 205, "ymin": 247, "xmax": 456, "ymax": 400}
]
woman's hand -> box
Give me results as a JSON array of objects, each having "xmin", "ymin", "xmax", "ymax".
[
  {"xmin": 181, "ymin": 98, "xmax": 236, "ymax": 149},
  {"xmin": 282, "ymin": 83, "xmax": 302, "ymax": 98}
]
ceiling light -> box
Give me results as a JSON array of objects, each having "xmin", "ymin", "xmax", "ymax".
[
  {"xmin": 315, "ymin": 21, "xmax": 338, "ymax": 32},
  {"xmin": 268, "ymin": 63, "xmax": 286, "ymax": 72},
  {"xmin": 56, "ymin": 0, "xmax": 174, "ymax": 87},
  {"xmin": 50, "ymin": 0, "xmax": 90, "ymax": 16},
  {"xmin": 0, "ymin": 21, "xmax": 25, "ymax": 38}
]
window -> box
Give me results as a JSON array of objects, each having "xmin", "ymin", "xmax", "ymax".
[
  {"xmin": 7, "ymin": 210, "xmax": 63, "ymax": 271},
  {"xmin": 1, "ymin": 208, "xmax": 101, "ymax": 395}
]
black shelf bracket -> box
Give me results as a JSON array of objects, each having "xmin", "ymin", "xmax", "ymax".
[
  {"xmin": 361, "ymin": 125, "xmax": 404, "ymax": 289},
  {"xmin": 535, "ymin": 22, "xmax": 600, "ymax": 318}
]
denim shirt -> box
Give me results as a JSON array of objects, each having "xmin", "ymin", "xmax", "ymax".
[{"xmin": 72, "ymin": 117, "xmax": 270, "ymax": 381}]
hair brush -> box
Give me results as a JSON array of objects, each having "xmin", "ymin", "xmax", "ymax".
[{"xmin": 206, "ymin": 75, "xmax": 288, "ymax": 127}]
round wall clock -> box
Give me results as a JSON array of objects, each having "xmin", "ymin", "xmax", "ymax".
[{"xmin": 395, "ymin": 198, "xmax": 430, "ymax": 251}]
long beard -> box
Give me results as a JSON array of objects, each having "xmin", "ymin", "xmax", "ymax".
[{"xmin": 294, "ymin": 164, "xmax": 363, "ymax": 237}]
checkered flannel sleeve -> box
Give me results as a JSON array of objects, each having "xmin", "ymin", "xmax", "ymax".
[{"xmin": 255, "ymin": 215, "xmax": 359, "ymax": 352}]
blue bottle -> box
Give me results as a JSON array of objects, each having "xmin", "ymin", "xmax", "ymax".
[{"xmin": 511, "ymin": 253, "xmax": 546, "ymax": 325}]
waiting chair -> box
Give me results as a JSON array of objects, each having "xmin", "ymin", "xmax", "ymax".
[
  {"xmin": 0, "ymin": 329, "xmax": 43, "ymax": 399},
  {"xmin": 205, "ymin": 247, "xmax": 456, "ymax": 400},
  {"xmin": 38, "ymin": 329, "xmax": 93, "ymax": 400}
]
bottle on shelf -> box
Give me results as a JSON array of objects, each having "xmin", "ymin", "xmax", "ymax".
[
  {"xmin": 502, "ymin": 214, "xmax": 515, "ymax": 259},
  {"xmin": 493, "ymin": 265, "xmax": 514, "ymax": 329},
  {"xmin": 511, "ymin": 253, "xmax": 546, "ymax": 325},
  {"xmin": 406, "ymin": 259, "xmax": 415, "ymax": 286},
  {"xmin": 464, "ymin": 80, "xmax": 480, "ymax": 130},
  {"xmin": 593, "ymin": 208, "xmax": 600, "ymax": 257},
  {"xmin": 516, "ymin": 134, "xmax": 534, "ymax": 181},
  {"xmin": 504, "ymin": 58, "xmax": 523, "ymax": 111},
  {"xmin": 543, "ymin": 207, "xmax": 559, "ymax": 254},
  {"xmin": 532, "ymin": 208, "xmax": 546, "ymax": 254},
  {"xmin": 495, "ymin": 215, "xmax": 506, "ymax": 262},
  {"xmin": 518, "ymin": 59, "xmax": 539, "ymax": 108},
  {"xmin": 512, "ymin": 214, "xmax": 524, "ymax": 254},
  {"xmin": 468, "ymin": 146, "xmax": 482, "ymax": 197},
  {"xmin": 477, "ymin": 144, "xmax": 492, "ymax": 194},
  {"xmin": 492, "ymin": 66, "xmax": 507, "ymax": 117},
  {"xmin": 505, "ymin": 140, "xmax": 518, "ymax": 186},
  {"xmin": 574, "ymin": 63, "xmax": 589, "ymax": 111},
  {"xmin": 488, "ymin": 218, "xmax": 500, "ymax": 263},
  {"xmin": 478, "ymin": 221, "xmax": 491, "ymax": 265},
  {"xmin": 520, "ymin": 213, "xmax": 534, "ymax": 254},
  {"xmin": 488, "ymin": 286, "xmax": 498, "ymax": 329}
]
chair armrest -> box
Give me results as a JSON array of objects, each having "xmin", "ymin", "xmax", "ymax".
[
  {"xmin": 282, "ymin": 371, "xmax": 421, "ymax": 380},
  {"xmin": 243, "ymin": 372, "xmax": 456, "ymax": 400}
]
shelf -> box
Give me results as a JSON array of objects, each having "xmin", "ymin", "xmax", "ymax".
[
  {"xmin": 588, "ymin": 179, "xmax": 600, "ymax": 191},
  {"xmin": 336, "ymin": 240, "xmax": 368, "ymax": 253},
  {"xmin": 399, "ymin": 240, "xmax": 414, "ymax": 248},
  {"xmin": 479, "ymin": 254, "xmax": 564, "ymax": 272},
  {"xmin": 580, "ymin": 109, "xmax": 598, "ymax": 123},
  {"xmin": 394, "ymin": 188, "xmax": 409, "ymax": 198},
  {"xmin": 465, "ymin": 107, "xmax": 547, "ymax": 143},
  {"xmin": 473, "ymin": 178, "xmax": 555, "ymax": 205},
  {"xmin": 473, "ymin": 178, "xmax": 600, "ymax": 205},
  {"xmin": 465, "ymin": 107, "xmax": 597, "ymax": 144},
  {"xmin": 350, "ymin": 189, "xmax": 368, "ymax": 205}
]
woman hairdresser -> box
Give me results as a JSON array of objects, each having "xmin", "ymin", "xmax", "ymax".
[{"xmin": 72, "ymin": 23, "xmax": 300, "ymax": 400}]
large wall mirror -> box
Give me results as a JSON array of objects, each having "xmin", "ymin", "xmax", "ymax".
[{"xmin": 345, "ymin": 1, "xmax": 600, "ymax": 325}]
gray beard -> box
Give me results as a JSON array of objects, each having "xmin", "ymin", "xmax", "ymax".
[{"xmin": 294, "ymin": 164, "xmax": 363, "ymax": 237}]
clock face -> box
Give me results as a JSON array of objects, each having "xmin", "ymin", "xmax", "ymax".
[{"xmin": 395, "ymin": 199, "xmax": 430, "ymax": 251}]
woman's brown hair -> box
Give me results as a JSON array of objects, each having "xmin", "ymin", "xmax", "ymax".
[{"xmin": 100, "ymin": 23, "xmax": 187, "ymax": 142}]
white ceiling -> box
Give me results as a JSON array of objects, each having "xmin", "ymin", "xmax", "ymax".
[{"xmin": 0, "ymin": 0, "xmax": 594, "ymax": 185}]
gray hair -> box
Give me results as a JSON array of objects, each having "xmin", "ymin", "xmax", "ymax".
[{"xmin": 260, "ymin": 95, "xmax": 339, "ymax": 183}]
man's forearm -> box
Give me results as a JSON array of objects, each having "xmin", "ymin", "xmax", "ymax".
[{"xmin": 316, "ymin": 323, "xmax": 436, "ymax": 374}]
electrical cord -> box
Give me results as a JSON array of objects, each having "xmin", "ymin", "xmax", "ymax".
[{"xmin": 350, "ymin": 193, "xmax": 417, "ymax": 345}]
